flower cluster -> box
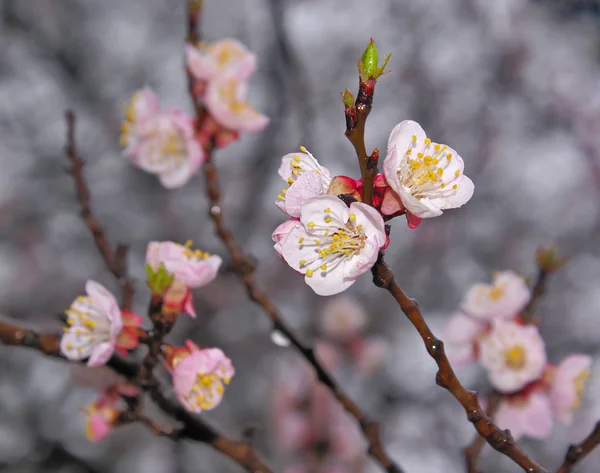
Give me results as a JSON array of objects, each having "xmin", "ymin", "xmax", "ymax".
[
  {"xmin": 273, "ymin": 120, "xmax": 474, "ymax": 295},
  {"xmin": 444, "ymin": 270, "xmax": 592, "ymax": 439},
  {"xmin": 163, "ymin": 340, "xmax": 235, "ymax": 413},
  {"xmin": 60, "ymin": 280, "xmax": 143, "ymax": 366},
  {"xmin": 145, "ymin": 240, "xmax": 222, "ymax": 318},
  {"xmin": 186, "ymin": 39, "xmax": 269, "ymax": 145}
]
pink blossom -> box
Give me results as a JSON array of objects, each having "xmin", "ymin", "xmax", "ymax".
[
  {"xmin": 350, "ymin": 336, "xmax": 388, "ymax": 373},
  {"xmin": 114, "ymin": 310, "xmax": 143, "ymax": 356},
  {"xmin": 276, "ymin": 148, "xmax": 332, "ymax": 217},
  {"xmin": 272, "ymin": 219, "xmax": 301, "ymax": 257},
  {"xmin": 171, "ymin": 340, "xmax": 234, "ymax": 413},
  {"xmin": 383, "ymin": 120, "xmax": 474, "ymax": 218},
  {"xmin": 319, "ymin": 296, "xmax": 367, "ymax": 342},
  {"xmin": 550, "ymin": 354, "xmax": 592, "ymax": 425},
  {"xmin": 82, "ymin": 389, "xmax": 123, "ymax": 442},
  {"xmin": 461, "ymin": 270, "xmax": 531, "ymax": 320},
  {"xmin": 280, "ymin": 196, "xmax": 387, "ymax": 296},
  {"xmin": 204, "ymin": 73, "xmax": 269, "ymax": 133},
  {"xmin": 479, "ymin": 320, "xmax": 547, "ymax": 393},
  {"xmin": 186, "ymin": 39, "xmax": 256, "ymax": 82},
  {"xmin": 494, "ymin": 392, "xmax": 553, "ymax": 440},
  {"xmin": 61, "ymin": 280, "xmax": 123, "ymax": 367},
  {"xmin": 121, "ymin": 88, "xmax": 205, "ymax": 189},
  {"xmin": 443, "ymin": 312, "xmax": 486, "ymax": 367}
]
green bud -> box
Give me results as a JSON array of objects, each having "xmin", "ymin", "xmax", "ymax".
[
  {"xmin": 341, "ymin": 88, "xmax": 355, "ymax": 108},
  {"xmin": 535, "ymin": 245, "xmax": 567, "ymax": 272},
  {"xmin": 359, "ymin": 39, "xmax": 379, "ymax": 81},
  {"xmin": 145, "ymin": 263, "xmax": 175, "ymax": 296}
]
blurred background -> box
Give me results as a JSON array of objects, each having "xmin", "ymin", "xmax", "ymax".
[{"xmin": 1, "ymin": 0, "xmax": 600, "ymax": 472}]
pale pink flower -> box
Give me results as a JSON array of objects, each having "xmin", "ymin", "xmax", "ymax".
[
  {"xmin": 204, "ymin": 73, "xmax": 269, "ymax": 133},
  {"xmin": 461, "ymin": 270, "xmax": 531, "ymax": 320},
  {"xmin": 272, "ymin": 219, "xmax": 301, "ymax": 257},
  {"xmin": 171, "ymin": 341, "xmax": 234, "ymax": 413},
  {"xmin": 276, "ymin": 148, "xmax": 332, "ymax": 217},
  {"xmin": 550, "ymin": 354, "xmax": 592, "ymax": 425},
  {"xmin": 443, "ymin": 312, "xmax": 486, "ymax": 367},
  {"xmin": 494, "ymin": 392, "xmax": 553, "ymax": 440},
  {"xmin": 146, "ymin": 241, "xmax": 222, "ymax": 317},
  {"xmin": 479, "ymin": 320, "xmax": 547, "ymax": 393},
  {"xmin": 350, "ymin": 336, "xmax": 388, "ymax": 373},
  {"xmin": 81, "ymin": 389, "xmax": 123, "ymax": 442},
  {"xmin": 61, "ymin": 280, "xmax": 123, "ymax": 367},
  {"xmin": 121, "ymin": 88, "xmax": 204, "ymax": 189},
  {"xmin": 383, "ymin": 120, "xmax": 474, "ymax": 218},
  {"xmin": 319, "ymin": 295, "xmax": 367, "ymax": 341},
  {"xmin": 186, "ymin": 39, "xmax": 256, "ymax": 82},
  {"xmin": 280, "ymin": 196, "xmax": 387, "ymax": 296}
]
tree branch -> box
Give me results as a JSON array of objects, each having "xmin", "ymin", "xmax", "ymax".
[
  {"xmin": 64, "ymin": 111, "xmax": 134, "ymax": 311},
  {"xmin": 371, "ymin": 254, "xmax": 547, "ymax": 473},
  {"xmin": 0, "ymin": 318, "xmax": 274, "ymax": 473},
  {"xmin": 556, "ymin": 421, "xmax": 600, "ymax": 473},
  {"xmin": 464, "ymin": 390, "xmax": 502, "ymax": 473}
]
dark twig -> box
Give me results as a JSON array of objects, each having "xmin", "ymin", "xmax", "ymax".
[
  {"xmin": 64, "ymin": 111, "xmax": 134, "ymax": 311},
  {"xmin": 0, "ymin": 319, "xmax": 274, "ymax": 473},
  {"xmin": 464, "ymin": 391, "xmax": 503, "ymax": 473},
  {"xmin": 556, "ymin": 421, "xmax": 600, "ymax": 473},
  {"xmin": 521, "ymin": 267, "xmax": 549, "ymax": 324},
  {"xmin": 371, "ymin": 254, "xmax": 547, "ymax": 473}
]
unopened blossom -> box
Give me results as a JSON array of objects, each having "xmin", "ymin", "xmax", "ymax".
[
  {"xmin": 383, "ymin": 120, "xmax": 474, "ymax": 218},
  {"xmin": 61, "ymin": 280, "xmax": 123, "ymax": 367},
  {"xmin": 550, "ymin": 354, "xmax": 592, "ymax": 425},
  {"xmin": 146, "ymin": 241, "xmax": 222, "ymax": 317},
  {"xmin": 204, "ymin": 72, "xmax": 269, "ymax": 133},
  {"xmin": 276, "ymin": 148, "xmax": 332, "ymax": 218},
  {"xmin": 121, "ymin": 88, "xmax": 204, "ymax": 189},
  {"xmin": 169, "ymin": 340, "xmax": 234, "ymax": 413},
  {"xmin": 186, "ymin": 39, "xmax": 256, "ymax": 83},
  {"xmin": 320, "ymin": 296, "xmax": 367, "ymax": 341},
  {"xmin": 461, "ymin": 270, "xmax": 530, "ymax": 320},
  {"xmin": 479, "ymin": 320, "xmax": 547, "ymax": 393},
  {"xmin": 443, "ymin": 312, "xmax": 486, "ymax": 367},
  {"xmin": 114, "ymin": 310, "xmax": 143, "ymax": 356},
  {"xmin": 494, "ymin": 392, "xmax": 553, "ymax": 440},
  {"xmin": 82, "ymin": 389, "xmax": 123, "ymax": 442},
  {"xmin": 272, "ymin": 219, "xmax": 301, "ymax": 258},
  {"xmin": 280, "ymin": 196, "xmax": 386, "ymax": 296}
]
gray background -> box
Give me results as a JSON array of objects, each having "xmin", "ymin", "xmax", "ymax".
[{"xmin": 1, "ymin": 0, "xmax": 600, "ymax": 472}]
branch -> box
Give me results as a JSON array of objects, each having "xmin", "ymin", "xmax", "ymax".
[
  {"xmin": 556, "ymin": 421, "xmax": 600, "ymax": 473},
  {"xmin": 371, "ymin": 254, "xmax": 547, "ymax": 473},
  {"xmin": 0, "ymin": 318, "xmax": 274, "ymax": 473},
  {"xmin": 64, "ymin": 111, "xmax": 134, "ymax": 311},
  {"xmin": 464, "ymin": 391, "xmax": 502, "ymax": 473}
]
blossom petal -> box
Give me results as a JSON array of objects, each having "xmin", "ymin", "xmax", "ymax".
[
  {"xmin": 299, "ymin": 196, "xmax": 349, "ymax": 230},
  {"xmin": 350, "ymin": 202, "xmax": 386, "ymax": 247},
  {"xmin": 284, "ymin": 171, "xmax": 329, "ymax": 217},
  {"xmin": 88, "ymin": 342, "xmax": 115, "ymax": 367}
]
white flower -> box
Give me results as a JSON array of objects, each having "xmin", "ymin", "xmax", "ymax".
[
  {"xmin": 276, "ymin": 147, "xmax": 332, "ymax": 217},
  {"xmin": 550, "ymin": 354, "xmax": 592, "ymax": 425},
  {"xmin": 479, "ymin": 320, "xmax": 547, "ymax": 393},
  {"xmin": 383, "ymin": 120, "xmax": 474, "ymax": 218},
  {"xmin": 280, "ymin": 196, "xmax": 386, "ymax": 296},
  {"xmin": 60, "ymin": 280, "xmax": 123, "ymax": 367},
  {"xmin": 461, "ymin": 270, "xmax": 530, "ymax": 320}
]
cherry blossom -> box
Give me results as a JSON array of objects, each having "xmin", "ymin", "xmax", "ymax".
[
  {"xmin": 168, "ymin": 340, "xmax": 234, "ymax": 413},
  {"xmin": 121, "ymin": 88, "xmax": 205, "ymax": 188},
  {"xmin": 479, "ymin": 320, "xmax": 547, "ymax": 393},
  {"xmin": 204, "ymin": 72, "xmax": 269, "ymax": 133},
  {"xmin": 61, "ymin": 280, "xmax": 123, "ymax": 367},
  {"xmin": 276, "ymin": 148, "xmax": 333, "ymax": 217},
  {"xmin": 461, "ymin": 270, "xmax": 531, "ymax": 320},
  {"xmin": 493, "ymin": 392, "xmax": 553, "ymax": 440},
  {"xmin": 280, "ymin": 196, "xmax": 386, "ymax": 296},
  {"xmin": 442, "ymin": 312, "xmax": 486, "ymax": 367},
  {"xmin": 186, "ymin": 39, "xmax": 256, "ymax": 83},
  {"xmin": 550, "ymin": 354, "xmax": 592, "ymax": 425},
  {"xmin": 272, "ymin": 219, "xmax": 301, "ymax": 258},
  {"xmin": 383, "ymin": 120, "xmax": 474, "ymax": 218},
  {"xmin": 146, "ymin": 241, "xmax": 222, "ymax": 317}
]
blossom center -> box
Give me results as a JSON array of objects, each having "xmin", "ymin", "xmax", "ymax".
[
  {"xmin": 504, "ymin": 345, "xmax": 526, "ymax": 370},
  {"xmin": 572, "ymin": 369, "xmax": 590, "ymax": 408},
  {"xmin": 181, "ymin": 240, "xmax": 211, "ymax": 261},
  {"xmin": 489, "ymin": 285, "xmax": 504, "ymax": 300},
  {"xmin": 183, "ymin": 372, "xmax": 230, "ymax": 411}
]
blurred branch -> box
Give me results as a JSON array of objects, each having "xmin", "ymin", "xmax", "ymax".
[
  {"xmin": 0, "ymin": 318, "xmax": 274, "ymax": 473},
  {"xmin": 371, "ymin": 254, "xmax": 548, "ymax": 473},
  {"xmin": 464, "ymin": 391, "xmax": 502, "ymax": 473},
  {"xmin": 556, "ymin": 421, "xmax": 600, "ymax": 473},
  {"xmin": 64, "ymin": 111, "xmax": 134, "ymax": 311},
  {"xmin": 186, "ymin": 5, "xmax": 403, "ymax": 473}
]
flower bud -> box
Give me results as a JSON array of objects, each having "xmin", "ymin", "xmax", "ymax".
[
  {"xmin": 358, "ymin": 39, "xmax": 391, "ymax": 82},
  {"xmin": 145, "ymin": 263, "xmax": 175, "ymax": 297},
  {"xmin": 535, "ymin": 245, "xmax": 567, "ymax": 272},
  {"xmin": 341, "ymin": 88, "xmax": 355, "ymax": 108}
]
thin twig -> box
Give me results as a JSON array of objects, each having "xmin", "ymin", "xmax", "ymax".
[
  {"xmin": 464, "ymin": 390, "xmax": 503, "ymax": 473},
  {"xmin": 556, "ymin": 421, "xmax": 600, "ymax": 473},
  {"xmin": 0, "ymin": 319, "xmax": 274, "ymax": 473},
  {"xmin": 371, "ymin": 254, "xmax": 547, "ymax": 473},
  {"xmin": 64, "ymin": 111, "xmax": 134, "ymax": 311},
  {"xmin": 521, "ymin": 267, "xmax": 548, "ymax": 324}
]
